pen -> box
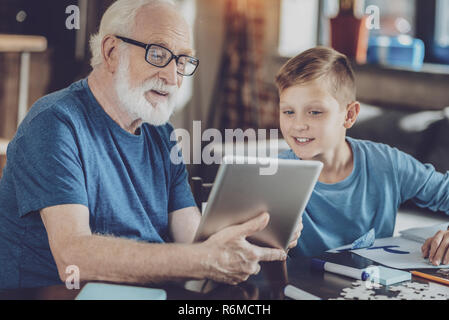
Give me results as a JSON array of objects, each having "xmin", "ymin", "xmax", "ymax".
[
  {"xmin": 410, "ymin": 271, "xmax": 449, "ymax": 286},
  {"xmin": 284, "ymin": 285, "xmax": 322, "ymax": 300},
  {"xmin": 311, "ymin": 258, "xmax": 371, "ymax": 281}
]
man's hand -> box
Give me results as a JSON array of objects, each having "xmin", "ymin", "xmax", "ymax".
[
  {"xmin": 421, "ymin": 229, "xmax": 449, "ymax": 266},
  {"xmin": 287, "ymin": 216, "xmax": 303, "ymax": 251},
  {"xmin": 199, "ymin": 212, "xmax": 287, "ymax": 285}
]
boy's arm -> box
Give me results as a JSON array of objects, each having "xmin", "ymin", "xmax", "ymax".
[
  {"xmin": 395, "ymin": 149, "xmax": 449, "ymax": 214},
  {"xmin": 394, "ymin": 150, "xmax": 449, "ymax": 266}
]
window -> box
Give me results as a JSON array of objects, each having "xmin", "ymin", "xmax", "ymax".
[
  {"xmin": 174, "ymin": 0, "xmax": 196, "ymax": 110},
  {"xmin": 278, "ymin": 0, "xmax": 319, "ymax": 57},
  {"xmin": 435, "ymin": 0, "xmax": 449, "ymax": 46},
  {"xmin": 279, "ymin": 0, "xmax": 418, "ymax": 54},
  {"xmin": 279, "ymin": 0, "xmax": 449, "ymax": 66},
  {"xmin": 434, "ymin": 0, "xmax": 449, "ymax": 63},
  {"xmin": 364, "ymin": 0, "xmax": 416, "ymax": 36}
]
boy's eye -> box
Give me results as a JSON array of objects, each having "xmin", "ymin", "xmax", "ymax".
[
  {"xmin": 309, "ymin": 111, "xmax": 322, "ymax": 116},
  {"xmin": 283, "ymin": 110, "xmax": 294, "ymax": 115}
]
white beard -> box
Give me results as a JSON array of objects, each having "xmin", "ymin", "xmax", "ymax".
[{"xmin": 114, "ymin": 50, "xmax": 179, "ymax": 127}]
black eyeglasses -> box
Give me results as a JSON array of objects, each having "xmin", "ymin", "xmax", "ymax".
[{"xmin": 115, "ymin": 35, "xmax": 199, "ymax": 76}]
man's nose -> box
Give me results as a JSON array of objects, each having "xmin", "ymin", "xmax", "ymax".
[{"xmin": 158, "ymin": 59, "xmax": 178, "ymax": 86}]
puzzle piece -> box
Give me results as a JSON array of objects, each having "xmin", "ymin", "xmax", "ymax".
[{"xmin": 337, "ymin": 280, "xmax": 449, "ymax": 300}]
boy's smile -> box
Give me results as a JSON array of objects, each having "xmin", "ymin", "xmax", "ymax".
[{"xmin": 293, "ymin": 137, "xmax": 315, "ymax": 146}]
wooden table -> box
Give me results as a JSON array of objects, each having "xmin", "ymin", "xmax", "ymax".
[{"xmin": 0, "ymin": 34, "xmax": 47, "ymax": 127}]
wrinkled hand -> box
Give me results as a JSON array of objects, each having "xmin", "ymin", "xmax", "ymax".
[
  {"xmin": 421, "ymin": 229, "xmax": 449, "ymax": 266},
  {"xmin": 200, "ymin": 212, "xmax": 287, "ymax": 285},
  {"xmin": 287, "ymin": 216, "xmax": 303, "ymax": 251}
]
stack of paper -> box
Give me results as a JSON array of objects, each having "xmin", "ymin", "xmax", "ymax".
[
  {"xmin": 328, "ymin": 223, "xmax": 449, "ymax": 270},
  {"xmin": 399, "ymin": 223, "xmax": 449, "ymax": 243},
  {"xmin": 350, "ymin": 237, "xmax": 449, "ymax": 269}
]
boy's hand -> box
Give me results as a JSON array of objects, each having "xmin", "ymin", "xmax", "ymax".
[
  {"xmin": 287, "ymin": 216, "xmax": 303, "ymax": 251},
  {"xmin": 421, "ymin": 229, "xmax": 449, "ymax": 266}
]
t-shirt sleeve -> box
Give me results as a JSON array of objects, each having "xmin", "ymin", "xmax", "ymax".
[
  {"xmin": 11, "ymin": 108, "xmax": 88, "ymax": 217},
  {"xmin": 394, "ymin": 148, "xmax": 449, "ymax": 214},
  {"xmin": 165, "ymin": 127, "xmax": 196, "ymax": 213}
]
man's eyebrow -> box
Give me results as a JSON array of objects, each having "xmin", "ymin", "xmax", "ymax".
[
  {"xmin": 151, "ymin": 39, "xmax": 195, "ymax": 56},
  {"xmin": 184, "ymin": 48, "xmax": 196, "ymax": 57},
  {"xmin": 180, "ymin": 48, "xmax": 195, "ymax": 56}
]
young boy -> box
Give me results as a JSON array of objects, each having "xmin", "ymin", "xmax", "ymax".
[{"xmin": 275, "ymin": 46, "xmax": 449, "ymax": 265}]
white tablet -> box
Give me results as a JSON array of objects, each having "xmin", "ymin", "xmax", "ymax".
[{"xmin": 193, "ymin": 156, "xmax": 323, "ymax": 250}]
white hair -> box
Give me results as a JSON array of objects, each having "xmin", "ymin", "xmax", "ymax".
[{"xmin": 89, "ymin": 0, "xmax": 175, "ymax": 68}]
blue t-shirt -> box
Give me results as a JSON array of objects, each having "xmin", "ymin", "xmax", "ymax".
[
  {"xmin": 280, "ymin": 137, "xmax": 449, "ymax": 257},
  {"xmin": 0, "ymin": 79, "xmax": 196, "ymax": 289}
]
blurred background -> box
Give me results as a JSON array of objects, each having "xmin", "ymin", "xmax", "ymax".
[{"xmin": 0, "ymin": 0, "xmax": 448, "ymax": 226}]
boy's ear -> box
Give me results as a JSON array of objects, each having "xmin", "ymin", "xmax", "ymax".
[{"xmin": 344, "ymin": 101, "xmax": 360, "ymax": 129}]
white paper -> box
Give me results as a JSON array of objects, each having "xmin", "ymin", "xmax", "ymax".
[
  {"xmin": 399, "ymin": 223, "xmax": 449, "ymax": 243},
  {"xmin": 327, "ymin": 243, "xmax": 354, "ymax": 253},
  {"xmin": 350, "ymin": 237, "xmax": 449, "ymax": 270}
]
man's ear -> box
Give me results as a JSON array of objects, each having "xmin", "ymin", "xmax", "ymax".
[
  {"xmin": 101, "ymin": 35, "xmax": 120, "ymax": 74},
  {"xmin": 344, "ymin": 101, "xmax": 360, "ymax": 129}
]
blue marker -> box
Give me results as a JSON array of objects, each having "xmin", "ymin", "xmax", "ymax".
[{"xmin": 311, "ymin": 259, "xmax": 370, "ymax": 281}]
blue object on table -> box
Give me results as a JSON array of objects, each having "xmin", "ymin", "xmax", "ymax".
[
  {"xmin": 75, "ymin": 283, "xmax": 167, "ymax": 300},
  {"xmin": 364, "ymin": 265, "xmax": 411, "ymax": 285},
  {"xmin": 352, "ymin": 228, "xmax": 376, "ymax": 250},
  {"xmin": 335, "ymin": 228, "xmax": 375, "ymax": 253},
  {"xmin": 367, "ymin": 35, "xmax": 425, "ymax": 70},
  {"xmin": 367, "ymin": 245, "xmax": 410, "ymax": 254}
]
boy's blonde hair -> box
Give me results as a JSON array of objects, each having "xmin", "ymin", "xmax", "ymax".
[{"xmin": 275, "ymin": 47, "xmax": 356, "ymax": 106}]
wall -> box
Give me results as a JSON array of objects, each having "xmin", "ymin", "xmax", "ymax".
[
  {"xmin": 0, "ymin": 51, "xmax": 51, "ymax": 140},
  {"xmin": 0, "ymin": 0, "xmax": 114, "ymax": 141},
  {"xmin": 172, "ymin": 0, "xmax": 282, "ymax": 132},
  {"xmin": 171, "ymin": 0, "xmax": 226, "ymax": 133}
]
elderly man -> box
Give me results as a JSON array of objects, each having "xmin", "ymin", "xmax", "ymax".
[{"xmin": 0, "ymin": 0, "xmax": 301, "ymax": 290}]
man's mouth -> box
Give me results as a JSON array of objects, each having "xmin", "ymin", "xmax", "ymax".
[
  {"xmin": 145, "ymin": 89, "xmax": 171, "ymax": 108},
  {"xmin": 150, "ymin": 89, "xmax": 169, "ymax": 97}
]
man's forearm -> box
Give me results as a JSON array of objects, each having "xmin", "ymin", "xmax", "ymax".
[{"xmin": 58, "ymin": 234, "xmax": 208, "ymax": 284}]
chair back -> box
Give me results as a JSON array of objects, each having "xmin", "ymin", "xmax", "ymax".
[
  {"xmin": 190, "ymin": 177, "xmax": 213, "ymax": 209},
  {"xmin": 0, "ymin": 138, "xmax": 9, "ymax": 179}
]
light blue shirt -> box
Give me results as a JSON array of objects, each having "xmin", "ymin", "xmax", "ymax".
[{"xmin": 279, "ymin": 137, "xmax": 449, "ymax": 257}]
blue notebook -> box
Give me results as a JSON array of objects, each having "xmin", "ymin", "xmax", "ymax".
[
  {"xmin": 365, "ymin": 266, "xmax": 411, "ymax": 286},
  {"xmin": 75, "ymin": 283, "xmax": 167, "ymax": 300}
]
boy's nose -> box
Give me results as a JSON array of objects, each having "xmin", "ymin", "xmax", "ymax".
[{"xmin": 293, "ymin": 122, "xmax": 309, "ymax": 131}]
